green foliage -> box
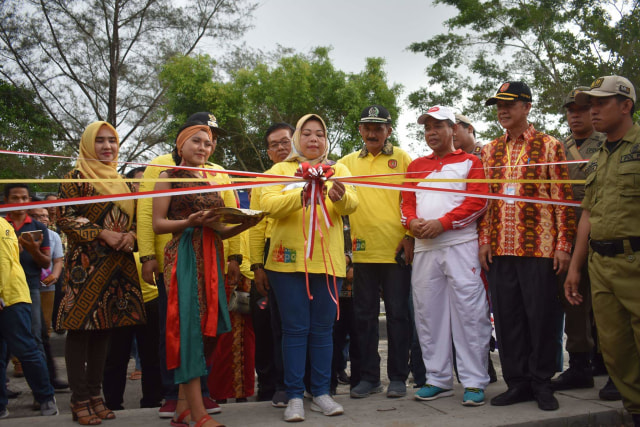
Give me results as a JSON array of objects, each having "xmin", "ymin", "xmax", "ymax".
[
  {"xmin": 408, "ymin": 0, "xmax": 639, "ymax": 141},
  {"xmin": 159, "ymin": 48, "xmax": 402, "ymax": 172},
  {"xmin": 0, "ymin": 80, "xmax": 70, "ymax": 192}
]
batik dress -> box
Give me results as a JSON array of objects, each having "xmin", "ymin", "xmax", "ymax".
[
  {"xmin": 56, "ymin": 169, "xmax": 146, "ymax": 330},
  {"xmin": 162, "ymin": 168, "xmax": 231, "ymax": 383}
]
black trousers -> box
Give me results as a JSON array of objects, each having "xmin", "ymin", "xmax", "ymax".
[
  {"xmin": 331, "ymin": 297, "xmax": 360, "ymax": 390},
  {"xmin": 102, "ymin": 298, "xmax": 162, "ymax": 409},
  {"xmin": 488, "ymin": 256, "xmax": 562, "ymax": 393},
  {"xmin": 66, "ymin": 329, "xmax": 111, "ymax": 403},
  {"xmin": 353, "ymin": 263, "xmax": 411, "ymax": 383}
]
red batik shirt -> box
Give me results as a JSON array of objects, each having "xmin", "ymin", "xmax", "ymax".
[{"xmin": 478, "ymin": 124, "xmax": 576, "ymax": 258}]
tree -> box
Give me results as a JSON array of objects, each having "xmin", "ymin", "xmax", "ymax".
[
  {"xmin": 159, "ymin": 47, "xmax": 402, "ymax": 172},
  {"xmin": 407, "ymin": 0, "xmax": 640, "ymax": 141},
  {"xmin": 0, "ymin": 79, "xmax": 69, "ymax": 192},
  {"xmin": 0, "ymin": 0, "xmax": 255, "ymax": 169}
]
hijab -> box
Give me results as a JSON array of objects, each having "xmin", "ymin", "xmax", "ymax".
[
  {"xmin": 75, "ymin": 121, "xmax": 135, "ymax": 223},
  {"xmin": 285, "ymin": 114, "xmax": 329, "ymax": 165}
]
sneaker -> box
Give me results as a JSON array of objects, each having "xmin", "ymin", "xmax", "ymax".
[
  {"xmin": 310, "ymin": 394, "xmax": 344, "ymax": 416},
  {"xmin": 40, "ymin": 397, "xmax": 59, "ymax": 416},
  {"xmin": 415, "ymin": 384, "xmax": 454, "ymax": 401},
  {"xmin": 0, "ymin": 408, "xmax": 8, "ymax": 419},
  {"xmin": 158, "ymin": 399, "xmax": 177, "ymax": 418},
  {"xmin": 203, "ymin": 396, "xmax": 222, "ymax": 414},
  {"xmin": 272, "ymin": 390, "xmax": 288, "ymax": 408},
  {"xmin": 283, "ymin": 398, "xmax": 304, "ymax": 422},
  {"xmin": 387, "ymin": 381, "xmax": 407, "ymax": 398},
  {"xmin": 462, "ymin": 388, "xmax": 485, "ymax": 406},
  {"xmin": 350, "ymin": 380, "xmax": 384, "ymax": 398}
]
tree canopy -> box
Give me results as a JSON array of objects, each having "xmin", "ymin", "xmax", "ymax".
[
  {"xmin": 407, "ymin": 0, "xmax": 640, "ymax": 141},
  {"xmin": 159, "ymin": 47, "xmax": 402, "ymax": 172},
  {"xmin": 0, "ymin": 79, "xmax": 69, "ymax": 192},
  {"xmin": 0, "ymin": 0, "xmax": 255, "ymax": 168}
]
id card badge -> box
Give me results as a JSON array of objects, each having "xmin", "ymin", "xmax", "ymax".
[{"xmin": 505, "ymin": 183, "xmax": 516, "ymax": 204}]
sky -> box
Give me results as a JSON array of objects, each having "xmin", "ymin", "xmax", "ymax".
[{"xmin": 237, "ymin": 0, "xmax": 458, "ymax": 156}]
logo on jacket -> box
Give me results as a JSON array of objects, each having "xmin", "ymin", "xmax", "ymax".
[
  {"xmin": 273, "ymin": 241, "xmax": 297, "ymax": 263},
  {"xmin": 388, "ymin": 159, "xmax": 398, "ymax": 169}
]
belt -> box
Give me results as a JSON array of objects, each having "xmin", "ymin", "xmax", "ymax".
[{"xmin": 590, "ymin": 237, "xmax": 640, "ymax": 257}]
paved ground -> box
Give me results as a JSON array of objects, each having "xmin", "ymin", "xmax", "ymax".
[{"xmin": 1, "ymin": 323, "xmax": 633, "ymax": 426}]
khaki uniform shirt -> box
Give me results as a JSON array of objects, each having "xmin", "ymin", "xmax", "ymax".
[
  {"xmin": 563, "ymin": 131, "xmax": 605, "ymax": 219},
  {"xmin": 582, "ymin": 123, "xmax": 640, "ymax": 241}
]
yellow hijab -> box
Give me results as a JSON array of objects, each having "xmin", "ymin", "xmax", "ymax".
[
  {"xmin": 285, "ymin": 114, "xmax": 330, "ymax": 165},
  {"xmin": 75, "ymin": 121, "xmax": 135, "ymax": 223}
]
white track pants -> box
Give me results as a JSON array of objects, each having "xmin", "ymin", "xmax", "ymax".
[{"xmin": 412, "ymin": 240, "xmax": 492, "ymax": 390}]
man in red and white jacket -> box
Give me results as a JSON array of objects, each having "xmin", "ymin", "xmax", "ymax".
[{"xmin": 400, "ymin": 105, "xmax": 492, "ymax": 406}]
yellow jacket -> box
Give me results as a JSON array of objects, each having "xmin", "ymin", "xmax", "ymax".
[
  {"xmin": 137, "ymin": 153, "xmax": 241, "ymax": 272},
  {"xmin": 0, "ymin": 217, "xmax": 31, "ymax": 307},
  {"xmin": 261, "ymin": 162, "xmax": 358, "ymax": 276},
  {"xmin": 338, "ymin": 146, "xmax": 412, "ymax": 263},
  {"xmin": 249, "ymin": 185, "xmax": 274, "ymax": 266}
]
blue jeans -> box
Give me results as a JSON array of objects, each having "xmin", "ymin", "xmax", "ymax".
[
  {"xmin": 0, "ymin": 303, "xmax": 55, "ymax": 410},
  {"xmin": 29, "ymin": 288, "xmax": 44, "ymax": 354},
  {"xmin": 156, "ymin": 274, "xmax": 210, "ymax": 400},
  {"xmin": 268, "ymin": 271, "xmax": 342, "ymax": 399}
]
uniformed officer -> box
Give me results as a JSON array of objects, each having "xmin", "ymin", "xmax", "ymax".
[
  {"xmin": 565, "ymin": 75, "xmax": 640, "ymax": 426},
  {"xmin": 454, "ymin": 114, "xmax": 483, "ymax": 158},
  {"xmin": 552, "ymin": 87, "xmax": 606, "ymax": 391}
]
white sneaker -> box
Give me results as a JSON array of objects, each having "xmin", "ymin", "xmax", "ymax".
[
  {"xmin": 283, "ymin": 397, "xmax": 304, "ymax": 422},
  {"xmin": 310, "ymin": 394, "xmax": 344, "ymax": 416}
]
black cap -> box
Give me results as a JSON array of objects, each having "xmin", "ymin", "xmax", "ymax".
[
  {"xmin": 359, "ymin": 105, "xmax": 392, "ymax": 124},
  {"xmin": 485, "ymin": 81, "xmax": 533, "ymax": 106},
  {"xmin": 177, "ymin": 112, "xmax": 225, "ymax": 137}
]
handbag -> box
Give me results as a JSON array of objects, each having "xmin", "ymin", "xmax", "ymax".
[{"xmin": 228, "ymin": 290, "xmax": 251, "ymax": 314}]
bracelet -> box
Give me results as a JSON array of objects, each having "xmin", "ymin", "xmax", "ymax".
[
  {"xmin": 227, "ymin": 254, "xmax": 243, "ymax": 264},
  {"xmin": 139, "ymin": 255, "xmax": 156, "ymax": 263},
  {"xmin": 250, "ymin": 263, "xmax": 264, "ymax": 271}
]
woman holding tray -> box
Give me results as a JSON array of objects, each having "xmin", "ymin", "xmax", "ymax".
[{"xmin": 152, "ymin": 118, "xmax": 259, "ymax": 427}]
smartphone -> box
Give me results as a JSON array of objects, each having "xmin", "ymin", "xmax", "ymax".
[{"xmin": 21, "ymin": 230, "xmax": 43, "ymax": 241}]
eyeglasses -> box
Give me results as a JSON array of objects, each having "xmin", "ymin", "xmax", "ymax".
[{"xmin": 268, "ymin": 139, "xmax": 292, "ymax": 150}]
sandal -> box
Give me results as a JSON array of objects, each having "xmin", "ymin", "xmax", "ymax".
[
  {"xmin": 71, "ymin": 400, "xmax": 101, "ymax": 425},
  {"xmin": 89, "ymin": 397, "xmax": 115, "ymax": 420},
  {"xmin": 171, "ymin": 408, "xmax": 190, "ymax": 427},
  {"xmin": 190, "ymin": 414, "xmax": 225, "ymax": 427}
]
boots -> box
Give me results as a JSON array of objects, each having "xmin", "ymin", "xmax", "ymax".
[
  {"xmin": 599, "ymin": 377, "xmax": 621, "ymax": 401},
  {"xmin": 551, "ymin": 352, "xmax": 594, "ymax": 390}
]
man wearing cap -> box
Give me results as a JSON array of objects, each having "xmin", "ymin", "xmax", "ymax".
[
  {"xmin": 137, "ymin": 112, "xmax": 238, "ymax": 418},
  {"xmin": 551, "ymin": 87, "xmax": 608, "ymax": 393},
  {"xmin": 478, "ymin": 81, "xmax": 575, "ymax": 411},
  {"xmin": 401, "ymin": 105, "xmax": 492, "ymax": 406},
  {"xmin": 565, "ymin": 75, "xmax": 640, "ymax": 425},
  {"xmin": 338, "ymin": 105, "xmax": 413, "ymax": 399},
  {"xmin": 454, "ymin": 114, "xmax": 483, "ymax": 158}
]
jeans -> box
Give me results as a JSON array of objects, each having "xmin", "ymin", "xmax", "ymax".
[
  {"xmin": 268, "ymin": 271, "xmax": 341, "ymax": 399},
  {"xmin": 29, "ymin": 288, "xmax": 44, "ymax": 354},
  {"xmin": 0, "ymin": 303, "xmax": 55, "ymax": 410},
  {"xmin": 157, "ymin": 274, "xmax": 210, "ymax": 400}
]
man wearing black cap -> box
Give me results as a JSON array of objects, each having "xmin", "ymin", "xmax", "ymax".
[
  {"xmin": 137, "ymin": 112, "xmax": 239, "ymax": 417},
  {"xmin": 478, "ymin": 82, "xmax": 575, "ymax": 411},
  {"xmin": 551, "ymin": 87, "xmax": 610, "ymax": 394},
  {"xmin": 565, "ymin": 75, "xmax": 640, "ymax": 426},
  {"xmin": 337, "ymin": 105, "xmax": 413, "ymax": 399}
]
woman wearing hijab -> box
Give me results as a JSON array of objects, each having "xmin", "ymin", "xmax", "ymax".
[
  {"xmin": 260, "ymin": 114, "xmax": 358, "ymax": 422},
  {"xmin": 152, "ymin": 119, "xmax": 259, "ymax": 427},
  {"xmin": 57, "ymin": 121, "xmax": 146, "ymax": 425}
]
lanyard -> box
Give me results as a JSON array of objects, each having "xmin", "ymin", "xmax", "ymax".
[{"xmin": 505, "ymin": 140, "xmax": 527, "ymax": 178}]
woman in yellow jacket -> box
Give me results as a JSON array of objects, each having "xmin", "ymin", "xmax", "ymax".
[{"xmin": 260, "ymin": 114, "xmax": 358, "ymax": 422}]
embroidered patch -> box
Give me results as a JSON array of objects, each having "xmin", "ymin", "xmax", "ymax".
[
  {"xmin": 630, "ymin": 144, "xmax": 640, "ymax": 153},
  {"xmin": 428, "ymin": 106, "xmax": 440, "ymax": 113},
  {"xmin": 388, "ymin": 159, "xmax": 398, "ymax": 169},
  {"xmin": 368, "ymin": 106, "xmax": 379, "ymax": 117},
  {"xmin": 499, "ymin": 82, "xmax": 510, "ymax": 92},
  {"xmin": 619, "ymin": 85, "xmax": 631, "ymax": 95},
  {"xmin": 352, "ymin": 238, "xmax": 366, "ymax": 252},
  {"xmin": 621, "ymin": 153, "xmax": 640, "ymax": 163},
  {"xmin": 591, "ymin": 78, "xmax": 604, "ymax": 89},
  {"xmin": 272, "ymin": 241, "xmax": 297, "ymax": 263},
  {"xmin": 584, "ymin": 161, "xmax": 597, "ymax": 175},
  {"xmin": 207, "ymin": 114, "xmax": 218, "ymax": 128}
]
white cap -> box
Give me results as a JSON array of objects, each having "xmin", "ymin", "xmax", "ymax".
[{"xmin": 417, "ymin": 105, "xmax": 456, "ymax": 124}]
